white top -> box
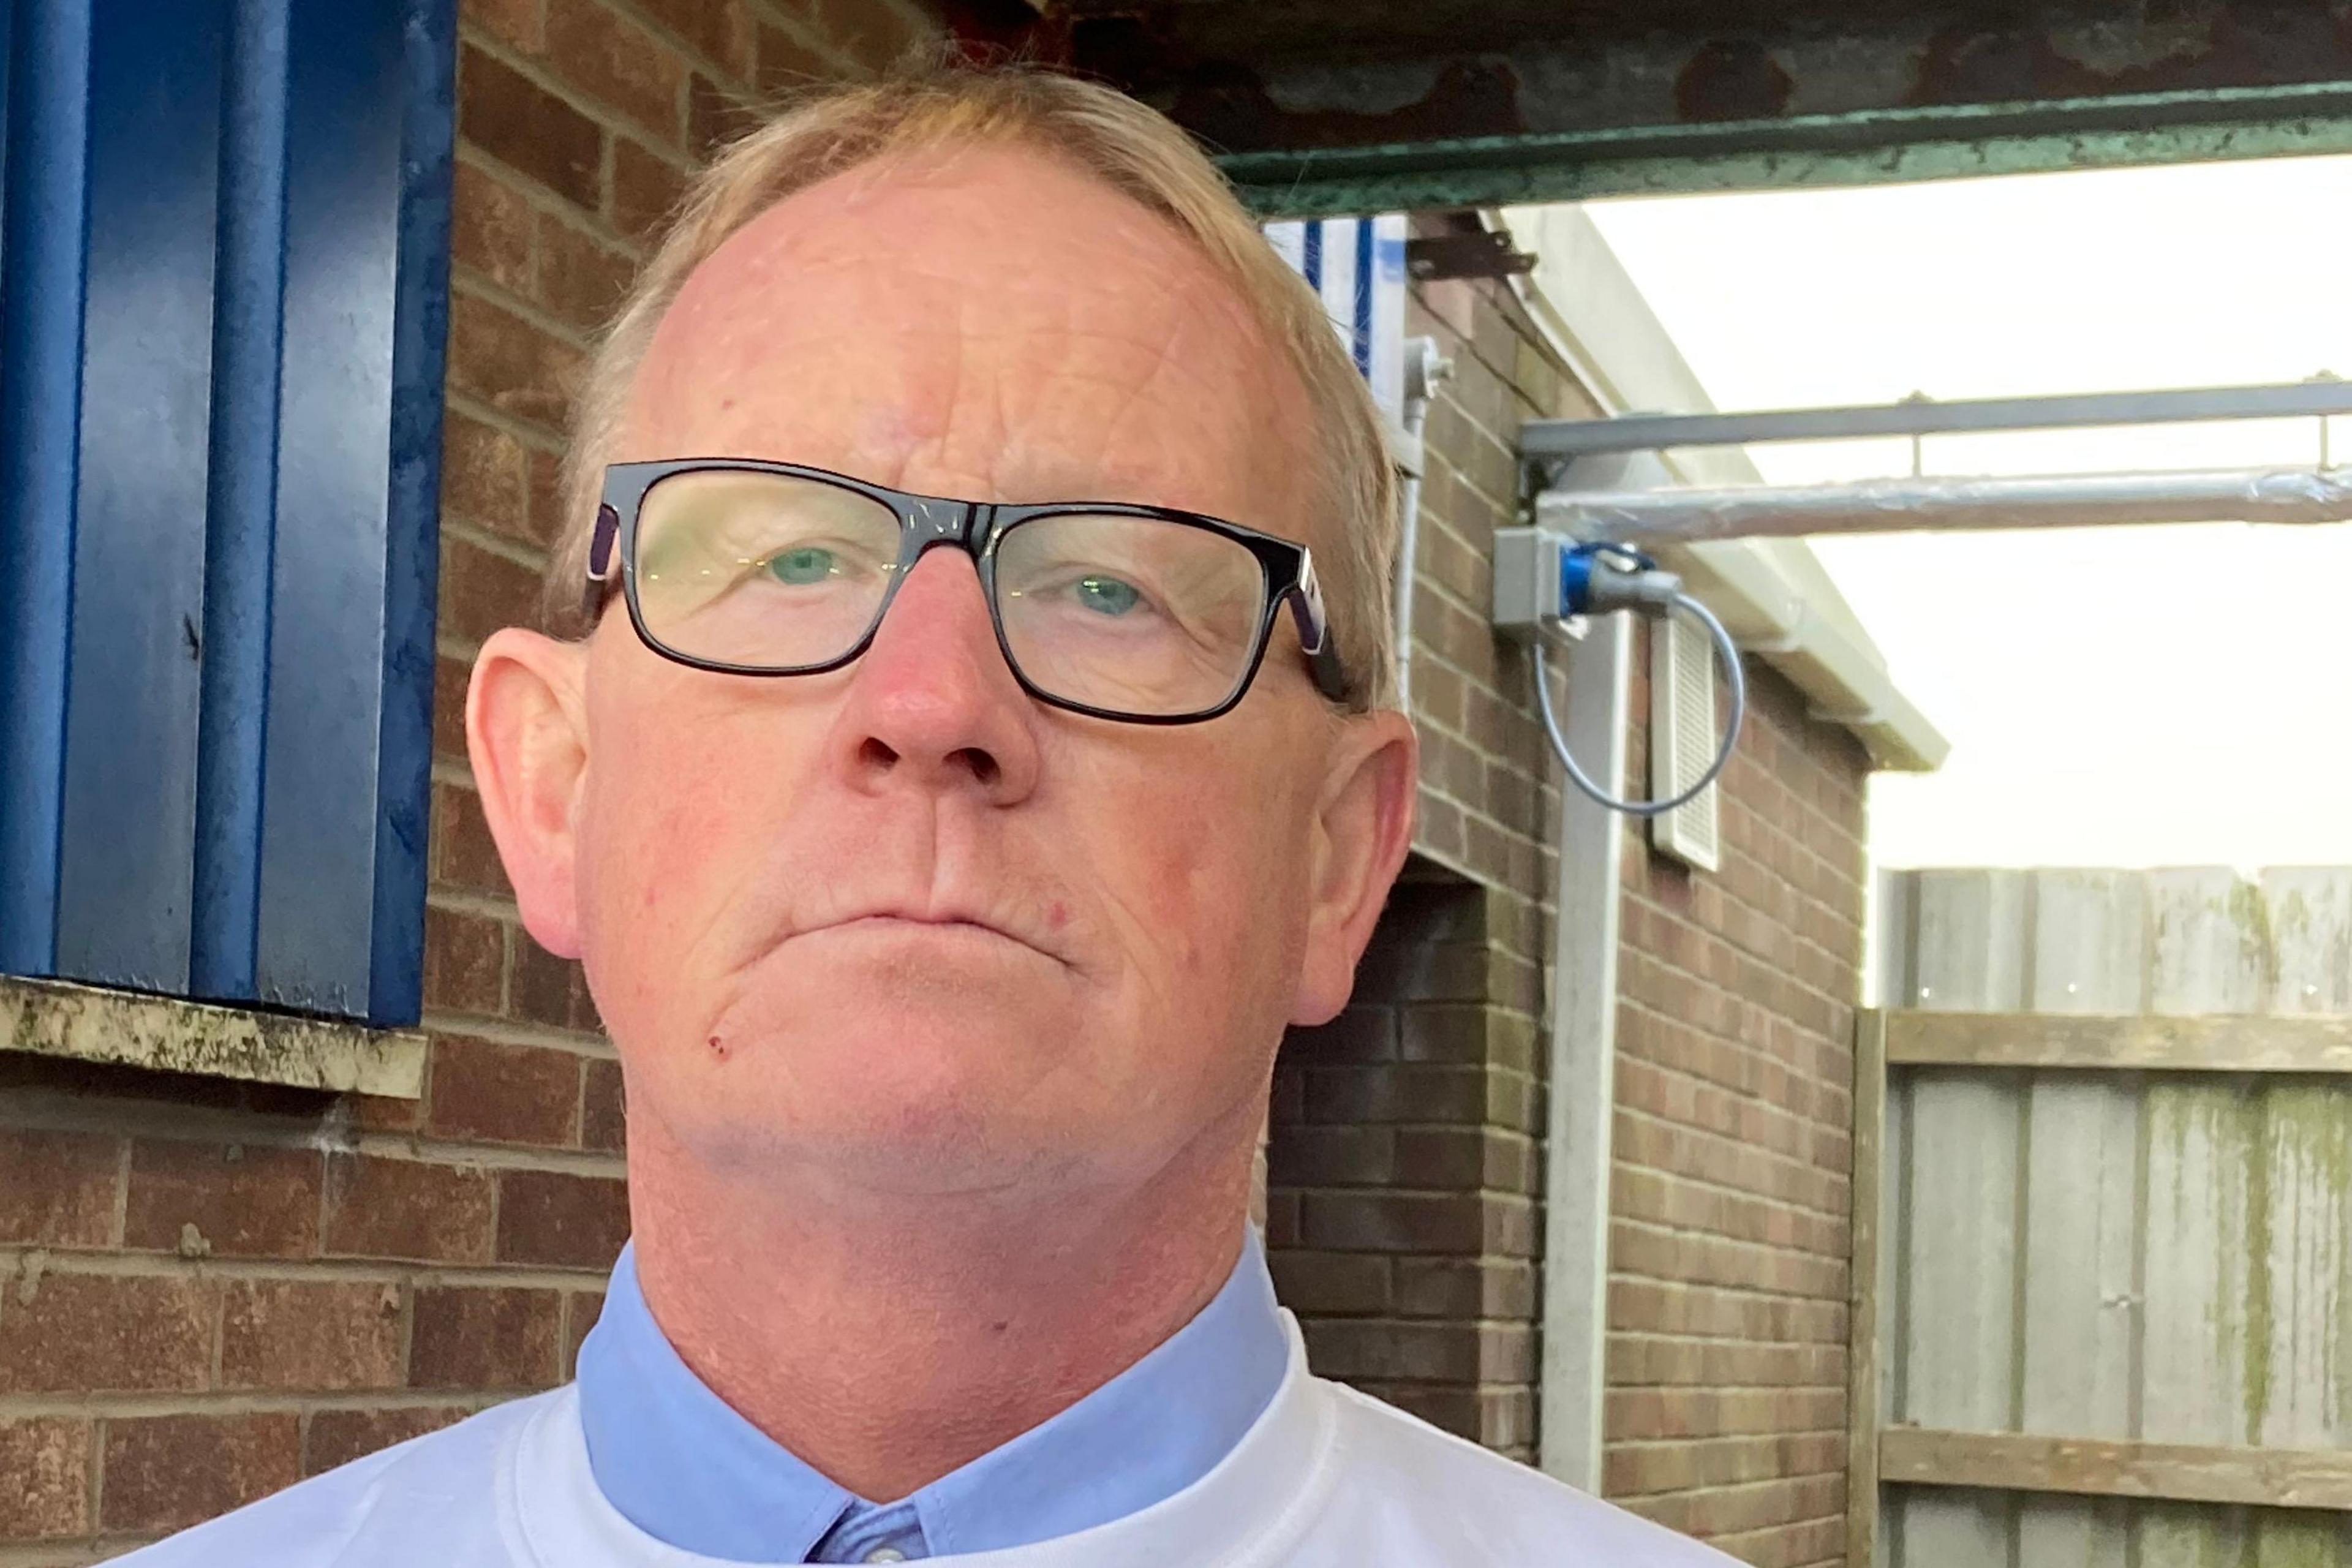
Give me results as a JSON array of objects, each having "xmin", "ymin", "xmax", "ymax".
[{"xmin": 117, "ymin": 1315, "xmax": 1735, "ymax": 1567}]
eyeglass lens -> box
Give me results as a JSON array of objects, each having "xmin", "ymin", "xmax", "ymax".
[{"xmin": 631, "ymin": 469, "xmax": 1272, "ymax": 717}]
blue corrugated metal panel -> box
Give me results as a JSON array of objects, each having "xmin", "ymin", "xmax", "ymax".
[
  {"xmin": 0, "ymin": 0, "xmax": 13, "ymax": 262},
  {"xmin": 1262, "ymin": 215, "xmax": 1409, "ymax": 431},
  {"xmin": 0, "ymin": 0, "xmax": 91, "ymax": 981},
  {"xmin": 1350, "ymin": 217, "xmax": 1374, "ymax": 375},
  {"xmin": 372, "ymin": 0, "xmax": 455, "ymax": 1027},
  {"xmin": 55, "ymin": 0, "xmax": 231, "ymax": 989},
  {"xmin": 192, "ymin": 0, "xmax": 292, "ymax": 1001},
  {"xmin": 0, "ymin": 0, "xmax": 453, "ymax": 1027}
]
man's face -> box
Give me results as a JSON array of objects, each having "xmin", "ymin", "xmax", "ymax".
[{"xmin": 477, "ymin": 145, "xmax": 1411, "ymax": 1204}]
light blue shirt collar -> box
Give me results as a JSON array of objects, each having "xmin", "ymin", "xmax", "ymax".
[{"xmin": 577, "ymin": 1231, "xmax": 1287, "ymax": 1563}]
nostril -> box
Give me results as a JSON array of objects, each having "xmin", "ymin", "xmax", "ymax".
[
  {"xmin": 859, "ymin": 737, "xmax": 900, "ymax": 771},
  {"xmin": 951, "ymin": 747, "xmax": 1000, "ymax": 787}
]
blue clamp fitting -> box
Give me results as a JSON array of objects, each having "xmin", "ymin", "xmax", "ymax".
[{"xmin": 1559, "ymin": 541, "xmax": 1668, "ymax": 617}]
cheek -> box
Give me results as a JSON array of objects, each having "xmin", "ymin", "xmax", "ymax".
[
  {"xmin": 1087, "ymin": 736, "xmax": 1316, "ymax": 995},
  {"xmin": 573, "ymin": 667, "xmax": 815, "ymax": 1005}
]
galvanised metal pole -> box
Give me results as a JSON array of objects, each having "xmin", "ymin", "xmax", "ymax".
[
  {"xmin": 1521, "ymin": 381, "xmax": 2352, "ymax": 462},
  {"xmin": 1538, "ymin": 467, "xmax": 2352, "ymax": 546}
]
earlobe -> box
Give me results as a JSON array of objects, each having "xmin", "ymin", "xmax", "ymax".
[
  {"xmin": 466, "ymin": 628, "xmax": 592, "ymax": 960},
  {"xmin": 1291, "ymin": 710, "xmax": 1419, "ymax": 1027}
]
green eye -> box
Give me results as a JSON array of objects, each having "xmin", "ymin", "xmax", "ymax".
[
  {"xmin": 1074, "ymin": 575, "xmax": 1141, "ymax": 616},
  {"xmin": 767, "ymin": 546, "xmax": 836, "ymax": 586}
]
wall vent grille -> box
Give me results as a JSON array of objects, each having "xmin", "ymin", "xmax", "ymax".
[{"xmin": 1649, "ymin": 614, "xmax": 1723, "ymax": 872}]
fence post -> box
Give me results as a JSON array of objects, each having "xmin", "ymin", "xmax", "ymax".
[{"xmin": 1848, "ymin": 1009, "xmax": 1887, "ymax": 1568}]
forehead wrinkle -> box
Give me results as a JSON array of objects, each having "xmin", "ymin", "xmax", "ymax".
[{"xmin": 625, "ymin": 145, "xmax": 1313, "ymax": 529}]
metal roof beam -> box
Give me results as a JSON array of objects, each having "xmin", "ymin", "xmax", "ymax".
[{"xmin": 1022, "ymin": 1, "xmax": 2352, "ymax": 215}]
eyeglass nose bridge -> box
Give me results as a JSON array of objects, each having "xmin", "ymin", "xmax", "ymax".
[{"xmin": 903, "ymin": 495, "xmax": 980, "ymax": 552}]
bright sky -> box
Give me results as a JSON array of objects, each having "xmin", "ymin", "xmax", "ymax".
[{"xmin": 1580, "ymin": 155, "xmax": 2352, "ymax": 875}]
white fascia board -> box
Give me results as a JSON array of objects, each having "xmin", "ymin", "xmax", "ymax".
[{"xmin": 1497, "ymin": 206, "xmax": 1949, "ymax": 774}]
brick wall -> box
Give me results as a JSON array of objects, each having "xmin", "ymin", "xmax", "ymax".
[
  {"xmin": 1264, "ymin": 252, "xmax": 1576, "ymax": 1466},
  {"xmin": 1263, "ymin": 228, "xmax": 1870, "ymax": 1568},
  {"xmin": 0, "ymin": 1, "xmax": 937, "ymax": 1559},
  {"xmin": 1605, "ymin": 635, "xmax": 1866, "ymax": 1568}
]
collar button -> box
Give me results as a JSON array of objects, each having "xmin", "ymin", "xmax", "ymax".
[{"xmin": 863, "ymin": 1550, "xmax": 910, "ymax": 1564}]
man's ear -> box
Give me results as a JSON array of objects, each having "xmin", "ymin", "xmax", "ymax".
[
  {"xmin": 1292, "ymin": 708, "xmax": 1419, "ymax": 1027},
  {"xmin": 467, "ymin": 628, "xmax": 592, "ymax": 959}
]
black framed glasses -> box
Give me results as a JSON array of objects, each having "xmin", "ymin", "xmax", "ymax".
[{"xmin": 584, "ymin": 459, "xmax": 1351, "ymax": 724}]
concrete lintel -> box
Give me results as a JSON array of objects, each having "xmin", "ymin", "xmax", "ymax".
[{"xmin": 0, "ymin": 974, "xmax": 426, "ymax": 1099}]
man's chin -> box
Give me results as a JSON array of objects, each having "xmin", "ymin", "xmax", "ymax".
[{"xmin": 655, "ymin": 997, "xmax": 1099, "ymax": 1180}]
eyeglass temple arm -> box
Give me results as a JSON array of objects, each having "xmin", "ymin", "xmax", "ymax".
[
  {"xmin": 1286, "ymin": 553, "xmax": 1352, "ymax": 704},
  {"xmin": 582, "ymin": 503, "xmax": 622, "ymax": 621}
]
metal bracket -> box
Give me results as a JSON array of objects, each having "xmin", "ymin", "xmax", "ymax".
[{"xmin": 1406, "ymin": 229, "xmax": 1537, "ymax": 282}]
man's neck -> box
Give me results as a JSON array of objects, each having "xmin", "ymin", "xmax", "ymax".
[{"xmin": 624, "ymin": 1112, "xmax": 1261, "ymax": 1502}]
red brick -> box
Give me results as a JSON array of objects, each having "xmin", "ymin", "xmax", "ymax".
[
  {"xmin": 304, "ymin": 1405, "xmax": 471, "ymax": 1476},
  {"xmin": 447, "ymin": 288, "xmax": 584, "ymax": 432},
  {"xmin": 461, "ymin": 45, "xmax": 603, "ymax": 209},
  {"xmin": 546, "ymin": 0, "xmax": 684, "ymax": 141},
  {"xmin": 0, "ymin": 1272, "xmax": 215, "ymax": 1395},
  {"xmin": 1363, "ymin": 1381, "xmax": 1479, "ymax": 1441},
  {"xmin": 0, "ymin": 1128, "xmax": 119, "ymax": 1247},
  {"xmin": 1265, "ymin": 1125, "xmax": 1392, "ymax": 1188},
  {"xmin": 351, "ymin": 1086, "xmax": 428, "ymax": 1134},
  {"xmin": 510, "ymin": 935, "xmax": 587, "ymax": 1031},
  {"xmin": 634, "ymin": 0, "xmax": 753, "ymax": 77},
  {"xmin": 440, "ymin": 405, "xmax": 531, "ymax": 535},
  {"xmin": 439, "ymin": 529, "xmax": 546, "ymax": 646},
  {"xmin": 610, "ymin": 137, "xmax": 688, "ymax": 246},
  {"xmin": 1267, "ymin": 1251, "xmax": 1389, "ymax": 1315},
  {"xmin": 1283, "ymin": 1006, "xmax": 1394, "ymax": 1064},
  {"xmin": 434, "ymin": 652, "xmax": 475, "ymax": 759},
  {"xmin": 123, "ymin": 1140, "xmax": 323, "ymax": 1259},
  {"xmin": 0, "ymin": 1417, "xmax": 91, "ymax": 1537},
  {"xmin": 1399, "ymin": 1004, "xmax": 1491, "ymax": 1063},
  {"xmin": 219, "ymin": 1280, "xmax": 404, "ymax": 1391},
  {"xmin": 687, "ymin": 71, "xmax": 759, "ymax": 160},
  {"xmin": 527, "ymin": 445, "xmax": 568, "ymax": 550},
  {"xmin": 1302, "ymin": 1063, "xmax": 1487, "ymax": 1125},
  {"xmin": 323, "ymin": 1153, "xmax": 496, "ymax": 1263},
  {"xmin": 466, "ymin": 0, "xmax": 544, "ymax": 53},
  {"xmin": 1390, "ymin": 1256, "xmax": 1485, "ymax": 1319},
  {"xmin": 432, "ymin": 780, "xmax": 512, "ymax": 897},
  {"xmin": 423, "ymin": 903, "xmax": 508, "ymax": 1016},
  {"xmin": 1297, "ymin": 1191, "xmax": 1485, "ymax": 1254},
  {"xmin": 450, "ymin": 160, "xmax": 534, "ymax": 295},
  {"xmin": 537, "ymin": 212, "xmax": 638, "ymax": 332},
  {"xmin": 1304, "ymin": 1319, "xmax": 1479, "ymax": 1383},
  {"xmin": 564, "ymin": 1289, "xmax": 605, "ymax": 1378},
  {"xmin": 809, "ymin": 0, "xmax": 922, "ymax": 70},
  {"xmin": 755, "ymin": 21, "xmax": 830, "ymax": 92},
  {"xmin": 580, "ymin": 1057, "xmax": 627, "ymax": 1152},
  {"xmin": 496, "ymin": 1168, "xmax": 630, "ymax": 1267},
  {"xmin": 100, "ymin": 1413, "xmax": 302, "ymax": 1533},
  {"xmin": 429, "ymin": 1034, "xmax": 580, "ymax": 1147},
  {"xmin": 410, "ymin": 1286, "xmax": 562, "ymax": 1388}
]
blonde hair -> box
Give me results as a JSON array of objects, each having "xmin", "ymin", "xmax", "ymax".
[{"xmin": 542, "ymin": 62, "xmax": 1398, "ymax": 710}]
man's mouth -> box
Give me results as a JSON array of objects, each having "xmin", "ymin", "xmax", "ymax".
[{"xmin": 809, "ymin": 911, "xmax": 1066, "ymax": 967}]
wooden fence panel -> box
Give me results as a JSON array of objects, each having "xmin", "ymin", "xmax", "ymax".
[
  {"xmin": 2138, "ymin": 869, "xmax": 2263, "ymax": 1568},
  {"xmin": 2252, "ymin": 869, "xmax": 2352, "ymax": 1568},
  {"xmin": 1885, "ymin": 870, "xmax": 2027, "ymax": 1567},
  {"xmin": 1872, "ymin": 867, "xmax": 2352, "ymax": 1568},
  {"xmin": 2016, "ymin": 870, "xmax": 2141, "ymax": 1568}
]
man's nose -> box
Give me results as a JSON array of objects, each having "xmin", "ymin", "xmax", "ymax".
[{"xmin": 827, "ymin": 546, "xmax": 1042, "ymax": 804}]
